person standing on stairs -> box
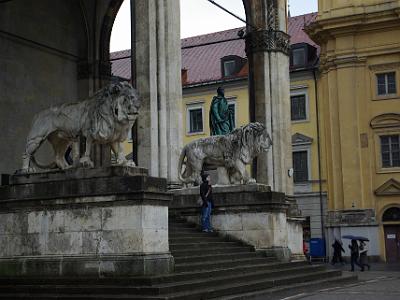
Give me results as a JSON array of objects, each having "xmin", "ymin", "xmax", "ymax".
[{"xmin": 200, "ymin": 174, "xmax": 214, "ymax": 232}]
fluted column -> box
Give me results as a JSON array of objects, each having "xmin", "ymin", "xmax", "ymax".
[{"xmin": 244, "ymin": 0, "xmax": 293, "ymax": 195}]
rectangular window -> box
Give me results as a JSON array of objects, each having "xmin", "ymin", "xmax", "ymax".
[
  {"xmin": 188, "ymin": 108, "xmax": 203, "ymax": 133},
  {"xmin": 293, "ymin": 151, "xmax": 309, "ymax": 183},
  {"xmin": 292, "ymin": 48, "xmax": 306, "ymax": 67},
  {"xmin": 291, "ymin": 94, "xmax": 307, "ymax": 121},
  {"xmin": 223, "ymin": 60, "xmax": 236, "ymax": 77},
  {"xmin": 227, "ymin": 98, "xmax": 236, "ymax": 128},
  {"xmin": 377, "ymin": 72, "xmax": 397, "ymax": 96},
  {"xmin": 380, "ymin": 135, "xmax": 400, "ymax": 168}
]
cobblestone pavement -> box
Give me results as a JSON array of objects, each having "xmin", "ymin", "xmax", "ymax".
[{"xmin": 279, "ymin": 263, "xmax": 400, "ymax": 300}]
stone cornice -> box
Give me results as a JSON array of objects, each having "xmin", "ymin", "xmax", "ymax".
[{"xmin": 306, "ymin": 7, "xmax": 400, "ymax": 44}]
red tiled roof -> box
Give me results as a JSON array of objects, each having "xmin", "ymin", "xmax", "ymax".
[
  {"xmin": 111, "ymin": 12, "xmax": 318, "ymax": 85},
  {"xmin": 110, "ymin": 49, "xmax": 132, "ymax": 79},
  {"xmin": 288, "ymin": 12, "xmax": 318, "ymax": 47}
]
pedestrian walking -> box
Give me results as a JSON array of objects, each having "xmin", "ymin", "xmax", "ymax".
[
  {"xmin": 359, "ymin": 241, "xmax": 371, "ymax": 271},
  {"xmin": 349, "ymin": 239, "xmax": 364, "ymax": 271},
  {"xmin": 199, "ymin": 174, "xmax": 213, "ymax": 232},
  {"xmin": 331, "ymin": 239, "xmax": 345, "ymax": 265}
]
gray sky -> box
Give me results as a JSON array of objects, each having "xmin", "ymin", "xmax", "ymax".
[{"xmin": 110, "ymin": 0, "xmax": 318, "ymax": 52}]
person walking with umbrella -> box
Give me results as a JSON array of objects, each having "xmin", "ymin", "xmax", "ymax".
[{"xmin": 349, "ymin": 239, "xmax": 364, "ymax": 272}]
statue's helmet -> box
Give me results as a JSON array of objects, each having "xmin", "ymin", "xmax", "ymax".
[{"xmin": 217, "ymin": 86, "xmax": 225, "ymax": 96}]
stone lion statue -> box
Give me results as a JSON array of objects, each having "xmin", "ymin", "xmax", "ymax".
[
  {"xmin": 20, "ymin": 81, "xmax": 140, "ymax": 173},
  {"xmin": 178, "ymin": 122, "xmax": 272, "ymax": 185}
]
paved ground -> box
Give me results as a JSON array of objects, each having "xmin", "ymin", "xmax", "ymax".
[{"xmin": 279, "ymin": 263, "xmax": 400, "ymax": 300}]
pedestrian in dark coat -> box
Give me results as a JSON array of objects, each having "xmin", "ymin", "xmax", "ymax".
[
  {"xmin": 331, "ymin": 239, "xmax": 345, "ymax": 265},
  {"xmin": 359, "ymin": 241, "xmax": 371, "ymax": 271},
  {"xmin": 199, "ymin": 174, "xmax": 213, "ymax": 232},
  {"xmin": 349, "ymin": 239, "xmax": 364, "ymax": 271}
]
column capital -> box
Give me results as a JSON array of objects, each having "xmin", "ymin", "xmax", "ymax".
[{"xmin": 245, "ymin": 29, "xmax": 290, "ymax": 56}]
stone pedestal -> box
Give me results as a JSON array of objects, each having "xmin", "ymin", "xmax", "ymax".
[
  {"xmin": 0, "ymin": 167, "xmax": 173, "ymax": 277},
  {"xmin": 171, "ymin": 184, "xmax": 304, "ymax": 261}
]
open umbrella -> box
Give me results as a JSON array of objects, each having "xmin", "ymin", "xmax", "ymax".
[
  {"xmin": 342, "ymin": 235, "xmax": 369, "ymax": 242},
  {"xmin": 342, "ymin": 235, "xmax": 356, "ymax": 240},
  {"xmin": 354, "ymin": 236, "xmax": 369, "ymax": 242}
]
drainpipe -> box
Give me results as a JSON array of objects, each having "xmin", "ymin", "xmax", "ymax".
[{"xmin": 313, "ymin": 67, "xmax": 326, "ymax": 252}]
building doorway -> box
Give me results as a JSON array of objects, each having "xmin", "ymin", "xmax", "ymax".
[
  {"xmin": 382, "ymin": 207, "xmax": 400, "ymax": 262},
  {"xmin": 384, "ymin": 226, "xmax": 400, "ymax": 262}
]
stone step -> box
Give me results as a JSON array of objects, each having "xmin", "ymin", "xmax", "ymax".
[
  {"xmin": 173, "ymin": 251, "xmax": 259, "ymax": 264},
  {"xmin": 157, "ymin": 269, "xmax": 343, "ymax": 300},
  {"xmin": 0, "ymin": 261, "xmax": 309, "ymax": 287},
  {"xmin": 219, "ymin": 273, "xmax": 358, "ymax": 300},
  {"xmin": 171, "ymin": 245, "xmax": 255, "ymax": 257},
  {"xmin": 169, "ymin": 236, "xmax": 226, "ymax": 243},
  {"xmin": 174, "ymin": 257, "xmax": 275, "ymax": 272},
  {"xmin": 168, "ymin": 231, "xmax": 219, "ymax": 238},
  {"xmin": 139, "ymin": 261, "xmax": 310, "ymax": 286},
  {"xmin": 170, "ymin": 241, "xmax": 242, "ymax": 250},
  {"xmin": 150, "ymin": 264, "xmax": 329, "ymax": 295},
  {"xmin": 0, "ymin": 267, "xmax": 336, "ymax": 298}
]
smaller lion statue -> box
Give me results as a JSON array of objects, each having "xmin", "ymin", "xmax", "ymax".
[
  {"xmin": 19, "ymin": 81, "xmax": 140, "ymax": 173},
  {"xmin": 178, "ymin": 122, "xmax": 272, "ymax": 185}
]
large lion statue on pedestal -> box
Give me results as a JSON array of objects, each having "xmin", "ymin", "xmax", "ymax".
[
  {"xmin": 178, "ymin": 122, "xmax": 272, "ymax": 185},
  {"xmin": 20, "ymin": 81, "xmax": 140, "ymax": 173}
]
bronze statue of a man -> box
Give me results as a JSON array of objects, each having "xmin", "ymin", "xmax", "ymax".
[{"xmin": 209, "ymin": 87, "xmax": 234, "ymax": 135}]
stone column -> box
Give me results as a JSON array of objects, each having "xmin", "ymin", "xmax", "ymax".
[
  {"xmin": 133, "ymin": 0, "xmax": 182, "ymax": 184},
  {"xmin": 134, "ymin": 0, "xmax": 160, "ymax": 177},
  {"xmin": 244, "ymin": 0, "xmax": 293, "ymax": 195}
]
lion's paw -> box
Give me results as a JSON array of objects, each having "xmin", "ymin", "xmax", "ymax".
[
  {"xmin": 248, "ymin": 178, "xmax": 256, "ymax": 184},
  {"xmin": 79, "ymin": 157, "xmax": 94, "ymax": 168},
  {"xmin": 123, "ymin": 160, "xmax": 136, "ymax": 167}
]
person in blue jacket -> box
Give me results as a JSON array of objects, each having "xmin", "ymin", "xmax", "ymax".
[{"xmin": 200, "ymin": 174, "xmax": 214, "ymax": 232}]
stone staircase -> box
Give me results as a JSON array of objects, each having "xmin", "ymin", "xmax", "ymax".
[{"xmin": 0, "ymin": 217, "xmax": 356, "ymax": 299}]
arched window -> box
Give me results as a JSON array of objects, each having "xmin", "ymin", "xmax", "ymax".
[{"xmin": 382, "ymin": 207, "xmax": 400, "ymax": 222}]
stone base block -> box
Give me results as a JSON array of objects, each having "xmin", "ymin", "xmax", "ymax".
[
  {"xmin": 0, "ymin": 166, "xmax": 172, "ymax": 277},
  {"xmin": 0, "ymin": 253, "xmax": 174, "ymax": 277}
]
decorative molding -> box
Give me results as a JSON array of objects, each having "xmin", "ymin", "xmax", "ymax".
[
  {"xmin": 245, "ymin": 30, "xmax": 290, "ymax": 56},
  {"xmin": 370, "ymin": 113, "xmax": 400, "ymax": 129},
  {"xmin": 292, "ymin": 133, "xmax": 313, "ymax": 145},
  {"xmin": 326, "ymin": 209, "xmax": 377, "ymax": 227},
  {"xmin": 368, "ymin": 62, "xmax": 400, "ymax": 71},
  {"xmin": 267, "ymin": 0, "xmax": 279, "ymax": 31},
  {"xmin": 375, "ymin": 178, "xmax": 400, "ymax": 196}
]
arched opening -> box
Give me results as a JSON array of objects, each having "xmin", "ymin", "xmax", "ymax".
[{"xmin": 382, "ymin": 206, "xmax": 400, "ymax": 262}]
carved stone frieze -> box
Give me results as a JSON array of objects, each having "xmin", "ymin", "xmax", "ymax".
[
  {"xmin": 245, "ymin": 29, "xmax": 290, "ymax": 56},
  {"xmin": 326, "ymin": 209, "xmax": 377, "ymax": 227}
]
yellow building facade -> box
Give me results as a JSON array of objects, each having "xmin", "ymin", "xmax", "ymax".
[{"xmin": 308, "ymin": 0, "xmax": 400, "ymax": 261}]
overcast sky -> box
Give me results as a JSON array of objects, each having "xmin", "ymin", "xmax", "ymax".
[{"xmin": 110, "ymin": 0, "xmax": 318, "ymax": 52}]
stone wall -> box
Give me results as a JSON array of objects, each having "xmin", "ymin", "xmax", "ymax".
[{"xmin": 0, "ymin": 0, "xmax": 87, "ymax": 174}]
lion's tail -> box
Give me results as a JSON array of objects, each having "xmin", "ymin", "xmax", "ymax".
[
  {"xmin": 31, "ymin": 155, "xmax": 58, "ymax": 170},
  {"xmin": 177, "ymin": 146, "xmax": 189, "ymax": 183}
]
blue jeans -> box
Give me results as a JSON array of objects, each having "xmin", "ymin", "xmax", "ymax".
[{"xmin": 201, "ymin": 203, "xmax": 212, "ymax": 231}]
